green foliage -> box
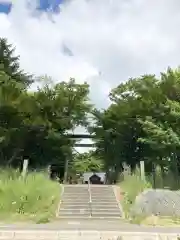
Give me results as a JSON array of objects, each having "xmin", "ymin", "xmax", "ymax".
[
  {"xmin": 0, "ymin": 38, "xmax": 33, "ymax": 88},
  {"xmin": 91, "ymin": 68, "xmax": 180, "ymax": 181},
  {"xmin": 120, "ymin": 168, "xmax": 152, "ymax": 217},
  {"xmin": 0, "ymin": 168, "xmax": 60, "ymax": 223},
  {"xmin": 70, "ymin": 151, "xmax": 104, "ymax": 174},
  {"xmin": 0, "ymin": 39, "xmax": 91, "ymax": 174},
  {"xmin": 3, "ymin": 37, "xmax": 180, "ymax": 182}
]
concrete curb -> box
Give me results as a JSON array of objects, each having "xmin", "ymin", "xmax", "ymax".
[
  {"xmin": 0, "ymin": 230, "xmax": 180, "ymax": 240},
  {"xmin": 56, "ymin": 184, "xmax": 64, "ymax": 218},
  {"xmin": 113, "ymin": 185, "xmax": 125, "ymax": 219}
]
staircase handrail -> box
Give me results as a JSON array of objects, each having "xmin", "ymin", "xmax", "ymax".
[{"xmin": 88, "ymin": 179, "xmax": 92, "ymax": 217}]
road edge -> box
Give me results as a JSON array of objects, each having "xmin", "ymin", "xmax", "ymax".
[{"xmin": 0, "ymin": 230, "xmax": 180, "ymax": 239}]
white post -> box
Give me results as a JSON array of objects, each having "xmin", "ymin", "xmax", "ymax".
[
  {"xmin": 22, "ymin": 159, "xmax": 29, "ymax": 179},
  {"xmin": 140, "ymin": 161, "xmax": 145, "ymax": 181}
]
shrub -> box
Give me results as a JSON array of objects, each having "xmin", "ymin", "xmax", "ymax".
[
  {"xmin": 0, "ymin": 168, "xmax": 60, "ymax": 223},
  {"xmin": 119, "ymin": 167, "xmax": 152, "ymax": 217}
]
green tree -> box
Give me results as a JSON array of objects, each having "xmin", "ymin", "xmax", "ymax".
[
  {"xmin": 0, "ymin": 38, "xmax": 33, "ymax": 88},
  {"xmin": 92, "ymin": 68, "xmax": 180, "ymax": 181},
  {"xmin": 0, "ymin": 62, "xmax": 91, "ymax": 175},
  {"xmin": 70, "ymin": 151, "xmax": 104, "ymax": 175}
]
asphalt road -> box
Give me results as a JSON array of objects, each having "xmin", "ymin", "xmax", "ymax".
[{"xmin": 0, "ymin": 219, "xmax": 180, "ymax": 233}]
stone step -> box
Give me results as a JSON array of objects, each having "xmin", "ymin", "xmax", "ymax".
[
  {"xmin": 61, "ymin": 201, "xmax": 89, "ymax": 204},
  {"xmin": 63, "ymin": 192, "xmax": 89, "ymax": 194},
  {"xmin": 91, "ymin": 208, "xmax": 120, "ymax": 213},
  {"xmin": 91, "ymin": 195, "xmax": 114, "ymax": 198},
  {"xmin": 59, "ymin": 184, "xmax": 122, "ymax": 219},
  {"xmin": 60, "ymin": 203, "xmax": 89, "ymax": 207},
  {"xmin": 91, "ymin": 201, "xmax": 118, "ymax": 204},
  {"xmin": 91, "ymin": 191, "xmax": 114, "ymax": 196},
  {"xmin": 59, "ymin": 209, "xmax": 90, "ymax": 214},
  {"xmin": 60, "ymin": 207, "xmax": 89, "ymax": 211},
  {"xmin": 90, "ymin": 191, "xmax": 113, "ymax": 193},
  {"xmin": 91, "ymin": 194, "xmax": 113, "ymax": 196},
  {"xmin": 63, "ymin": 189, "xmax": 88, "ymax": 191},
  {"xmin": 63, "ymin": 191, "xmax": 88, "ymax": 193},
  {"xmin": 60, "ymin": 203, "xmax": 90, "ymax": 208},
  {"xmin": 59, "ymin": 213, "xmax": 90, "ymax": 216},
  {"xmin": 63, "ymin": 195, "xmax": 89, "ymax": 199},
  {"xmin": 63, "ymin": 193, "xmax": 89, "ymax": 195},
  {"xmin": 90, "ymin": 201, "xmax": 118, "ymax": 205},
  {"xmin": 63, "ymin": 192, "xmax": 89, "ymax": 195},
  {"xmin": 58, "ymin": 215, "xmax": 90, "ymax": 219},
  {"xmin": 91, "ymin": 190, "xmax": 114, "ymax": 194},
  {"xmin": 91, "ymin": 212, "xmax": 121, "ymax": 217},
  {"xmin": 90, "ymin": 189, "xmax": 113, "ymax": 191},
  {"xmin": 62, "ymin": 196, "xmax": 89, "ymax": 201},
  {"xmin": 59, "ymin": 213, "xmax": 90, "ymax": 217},
  {"xmin": 60, "ymin": 207, "xmax": 90, "ymax": 211},
  {"xmin": 61, "ymin": 199, "xmax": 89, "ymax": 203},
  {"xmin": 59, "ymin": 215, "xmax": 90, "ymax": 218},
  {"xmin": 62, "ymin": 196, "xmax": 89, "ymax": 199},
  {"xmin": 91, "ymin": 197, "xmax": 116, "ymax": 199},
  {"xmin": 91, "ymin": 191, "xmax": 113, "ymax": 193},
  {"xmin": 62, "ymin": 200, "xmax": 89, "ymax": 203},
  {"xmin": 61, "ymin": 202, "xmax": 89, "ymax": 205},
  {"xmin": 91, "ymin": 200, "xmax": 117, "ymax": 203},
  {"xmin": 90, "ymin": 188, "xmax": 112, "ymax": 190},
  {"xmin": 90, "ymin": 187, "xmax": 112, "ymax": 188},
  {"xmin": 64, "ymin": 191, "xmax": 89, "ymax": 193},
  {"xmin": 91, "ymin": 206, "xmax": 119, "ymax": 209},
  {"xmin": 91, "ymin": 201, "xmax": 117, "ymax": 204},
  {"xmin": 91, "ymin": 189, "xmax": 114, "ymax": 191},
  {"xmin": 91, "ymin": 197, "xmax": 115, "ymax": 200},
  {"xmin": 91, "ymin": 192, "xmax": 115, "ymax": 196},
  {"xmin": 90, "ymin": 206, "xmax": 119, "ymax": 210},
  {"xmin": 60, "ymin": 203, "xmax": 89, "ymax": 206}
]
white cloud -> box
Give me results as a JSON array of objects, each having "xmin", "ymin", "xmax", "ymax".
[
  {"xmin": 1, "ymin": 0, "xmax": 180, "ymax": 151},
  {"xmin": 1, "ymin": 0, "xmax": 180, "ymax": 107}
]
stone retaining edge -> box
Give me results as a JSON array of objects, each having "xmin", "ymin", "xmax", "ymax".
[
  {"xmin": 56, "ymin": 184, "xmax": 64, "ymax": 218},
  {"xmin": 113, "ymin": 185, "xmax": 125, "ymax": 218},
  {"xmin": 0, "ymin": 230, "xmax": 180, "ymax": 240}
]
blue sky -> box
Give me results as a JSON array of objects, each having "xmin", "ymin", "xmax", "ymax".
[
  {"xmin": 0, "ymin": 2, "xmax": 11, "ymax": 13},
  {"xmin": 0, "ymin": 0, "xmax": 63, "ymax": 13}
]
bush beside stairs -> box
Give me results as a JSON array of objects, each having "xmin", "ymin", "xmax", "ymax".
[{"xmin": 58, "ymin": 184, "xmax": 122, "ymax": 219}]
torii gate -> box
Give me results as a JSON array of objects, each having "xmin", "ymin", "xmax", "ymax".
[
  {"xmin": 63, "ymin": 134, "xmax": 95, "ymax": 182},
  {"xmin": 67, "ymin": 134, "xmax": 95, "ymax": 147}
]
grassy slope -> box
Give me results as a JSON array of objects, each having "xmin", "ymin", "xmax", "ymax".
[{"xmin": 0, "ymin": 169, "xmax": 60, "ymax": 223}]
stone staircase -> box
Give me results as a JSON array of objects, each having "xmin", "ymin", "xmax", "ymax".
[
  {"xmin": 58, "ymin": 185, "xmax": 90, "ymax": 218},
  {"xmin": 58, "ymin": 184, "xmax": 122, "ymax": 219},
  {"xmin": 90, "ymin": 185, "xmax": 122, "ymax": 218}
]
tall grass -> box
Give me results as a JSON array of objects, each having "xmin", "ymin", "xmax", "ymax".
[
  {"xmin": 0, "ymin": 168, "xmax": 60, "ymax": 223},
  {"xmin": 119, "ymin": 168, "xmax": 152, "ymax": 217},
  {"xmin": 119, "ymin": 165, "xmax": 180, "ymax": 218}
]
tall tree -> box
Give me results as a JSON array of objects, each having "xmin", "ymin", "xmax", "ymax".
[
  {"xmin": 0, "ymin": 38, "xmax": 33, "ymax": 88},
  {"xmin": 91, "ymin": 68, "xmax": 180, "ymax": 181},
  {"xmin": 0, "ymin": 56, "xmax": 91, "ymax": 173}
]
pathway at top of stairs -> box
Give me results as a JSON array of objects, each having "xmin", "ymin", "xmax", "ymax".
[{"xmin": 58, "ymin": 184, "xmax": 123, "ymax": 219}]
